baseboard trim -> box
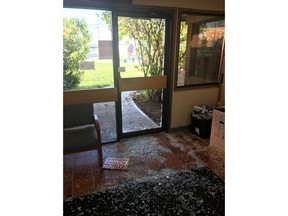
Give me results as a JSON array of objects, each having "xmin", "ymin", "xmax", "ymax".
[{"xmin": 168, "ymin": 125, "xmax": 191, "ymax": 133}]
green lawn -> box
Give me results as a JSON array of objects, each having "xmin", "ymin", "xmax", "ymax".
[{"xmin": 78, "ymin": 61, "xmax": 144, "ymax": 89}]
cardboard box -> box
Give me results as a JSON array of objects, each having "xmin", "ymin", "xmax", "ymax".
[{"xmin": 210, "ymin": 107, "xmax": 225, "ymax": 152}]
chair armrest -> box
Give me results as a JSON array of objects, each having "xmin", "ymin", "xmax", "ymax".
[{"xmin": 93, "ymin": 113, "xmax": 101, "ymax": 131}]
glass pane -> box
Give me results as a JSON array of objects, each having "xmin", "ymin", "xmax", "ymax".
[
  {"xmin": 63, "ymin": 8, "xmax": 114, "ymax": 90},
  {"xmin": 118, "ymin": 17, "xmax": 165, "ymax": 78},
  {"xmin": 177, "ymin": 14, "xmax": 225, "ymax": 87}
]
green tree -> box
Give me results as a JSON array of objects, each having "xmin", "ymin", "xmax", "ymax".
[
  {"xmin": 63, "ymin": 18, "xmax": 92, "ymax": 90},
  {"xmin": 101, "ymin": 13, "xmax": 165, "ymax": 102},
  {"xmin": 121, "ymin": 18, "xmax": 165, "ymax": 102},
  {"xmin": 118, "ymin": 18, "xmax": 165, "ymax": 78}
]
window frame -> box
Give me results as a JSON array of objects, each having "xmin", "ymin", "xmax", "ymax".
[{"xmin": 175, "ymin": 10, "xmax": 225, "ymax": 90}]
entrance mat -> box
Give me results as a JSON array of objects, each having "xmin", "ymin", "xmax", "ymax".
[
  {"xmin": 103, "ymin": 157, "xmax": 129, "ymax": 170},
  {"xmin": 64, "ymin": 167, "xmax": 224, "ymax": 215}
]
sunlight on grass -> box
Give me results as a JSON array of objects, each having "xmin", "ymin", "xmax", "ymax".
[
  {"xmin": 79, "ymin": 61, "xmax": 114, "ymax": 89},
  {"xmin": 120, "ymin": 62, "xmax": 144, "ymax": 78},
  {"xmin": 78, "ymin": 61, "xmax": 144, "ymax": 89}
]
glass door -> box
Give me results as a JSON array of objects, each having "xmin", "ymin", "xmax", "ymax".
[
  {"xmin": 63, "ymin": 8, "xmax": 171, "ymax": 141},
  {"xmin": 113, "ymin": 12, "xmax": 171, "ymax": 138}
]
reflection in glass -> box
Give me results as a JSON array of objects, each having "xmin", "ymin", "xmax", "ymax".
[{"xmin": 177, "ymin": 14, "xmax": 225, "ymax": 87}]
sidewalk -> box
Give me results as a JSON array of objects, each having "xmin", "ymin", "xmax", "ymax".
[
  {"xmin": 121, "ymin": 91, "xmax": 159, "ymax": 132},
  {"xmin": 93, "ymin": 91, "xmax": 159, "ymax": 143}
]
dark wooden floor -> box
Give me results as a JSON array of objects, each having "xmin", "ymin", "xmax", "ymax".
[{"xmin": 64, "ymin": 130, "xmax": 224, "ymax": 199}]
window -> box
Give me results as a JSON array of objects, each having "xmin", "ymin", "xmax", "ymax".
[
  {"xmin": 63, "ymin": 8, "xmax": 114, "ymax": 91},
  {"xmin": 176, "ymin": 12, "xmax": 225, "ymax": 88}
]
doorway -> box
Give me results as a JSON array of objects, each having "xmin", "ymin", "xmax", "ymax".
[
  {"xmin": 63, "ymin": 8, "xmax": 171, "ymax": 142},
  {"xmin": 113, "ymin": 11, "xmax": 170, "ymax": 138},
  {"xmin": 113, "ymin": 12, "xmax": 171, "ymax": 138}
]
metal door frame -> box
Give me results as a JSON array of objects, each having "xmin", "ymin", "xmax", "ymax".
[{"xmin": 112, "ymin": 9, "xmax": 172, "ymax": 139}]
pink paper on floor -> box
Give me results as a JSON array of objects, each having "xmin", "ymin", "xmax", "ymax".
[{"xmin": 103, "ymin": 157, "xmax": 130, "ymax": 170}]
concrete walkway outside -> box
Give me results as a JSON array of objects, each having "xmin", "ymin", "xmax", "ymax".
[{"xmin": 93, "ymin": 91, "xmax": 160, "ymax": 143}]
